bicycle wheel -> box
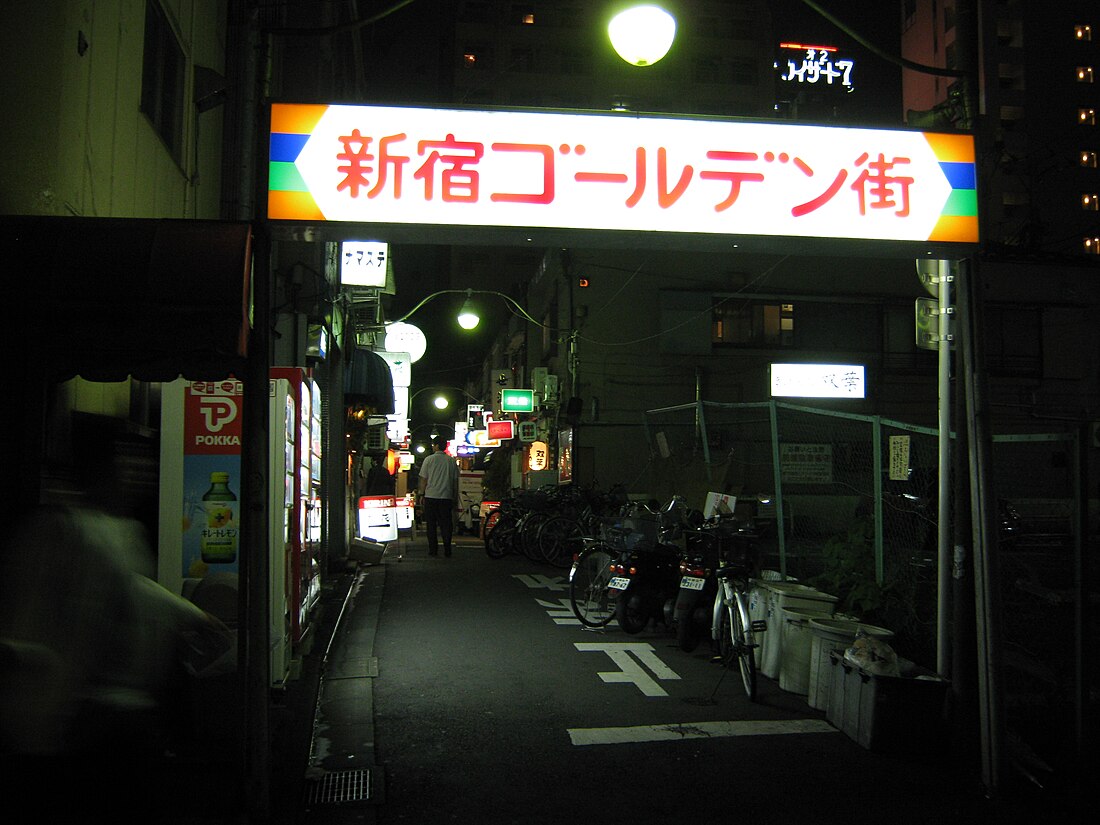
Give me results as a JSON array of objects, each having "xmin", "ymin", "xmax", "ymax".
[
  {"xmin": 481, "ymin": 508, "xmax": 502, "ymax": 542},
  {"xmin": 520, "ymin": 512, "xmax": 552, "ymax": 561},
  {"xmin": 485, "ymin": 515, "xmax": 516, "ymax": 559},
  {"xmin": 538, "ymin": 515, "xmax": 585, "ymax": 568},
  {"xmin": 569, "ymin": 546, "xmax": 615, "ymax": 627},
  {"xmin": 721, "ymin": 594, "xmax": 757, "ymax": 701}
]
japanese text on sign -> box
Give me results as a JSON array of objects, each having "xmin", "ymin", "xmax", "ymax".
[
  {"xmin": 270, "ymin": 105, "xmax": 978, "ymax": 245},
  {"xmin": 780, "ymin": 47, "xmax": 854, "ymax": 89}
]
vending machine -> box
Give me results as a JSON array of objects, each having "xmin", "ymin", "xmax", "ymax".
[
  {"xmin": 271, "ymin": 367, "xmax": 322, "ymax": 645},
  {"xmin": 269, "ymin": 375, "xmax": 295, "ymax": 686}
]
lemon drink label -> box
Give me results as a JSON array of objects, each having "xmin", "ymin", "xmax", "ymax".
[{"xmin": 200, "ymin": 471, "xmax": 239, "ymax": 563}]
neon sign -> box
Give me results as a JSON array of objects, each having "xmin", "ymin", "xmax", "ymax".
[{"xmin": 779, "ymin": 43, "xmax": 854, "ymax": 90}]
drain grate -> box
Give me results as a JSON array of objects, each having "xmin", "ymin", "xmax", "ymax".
[{"xmin": 304, "ymin": 769, "xmax": 373, "ymax": 806}]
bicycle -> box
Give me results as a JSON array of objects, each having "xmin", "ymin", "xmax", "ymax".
[
  {"xmin": 709, "ymin": 529, "xmax": 766, "ymax": 701},
  {"xmin": 568, "ymin": 540, "xmax": 616, "ymax": 627}
]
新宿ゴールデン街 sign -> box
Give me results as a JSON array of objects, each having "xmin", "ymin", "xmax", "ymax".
[{"xmin": 268, "ymin": 104, "xmax": 977, "ymax": 245}]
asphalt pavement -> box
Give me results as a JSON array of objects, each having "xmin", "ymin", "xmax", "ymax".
[{"xmin": 290, "ymin": 532, "xmax": 1083, "ymax": 825}]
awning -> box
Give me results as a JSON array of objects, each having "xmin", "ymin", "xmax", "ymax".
[
  {"xmin": 3, "ymin": 216, "xmax": 252, "ymax": 382},
  {"xmin": 344, "ymin": 347, "xmax": 395, "ymax": 414}
]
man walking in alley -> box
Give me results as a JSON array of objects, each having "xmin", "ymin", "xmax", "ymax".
[{"xmin": 417, "ymin": 440, "xmax": 459, "ymax": 557}]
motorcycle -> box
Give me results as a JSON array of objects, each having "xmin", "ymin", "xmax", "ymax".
[
  {"xmin": 606, "ymin": 498, "xmax": 690, "ymax": 635},
  {"xmin": 673, "ymin": 514, "xmax": 760, "ymax": 652}
]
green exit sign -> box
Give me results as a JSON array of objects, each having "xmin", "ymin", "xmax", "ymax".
[{"xmin": 500, "ymin": 388, "xmax": 534, "ymax": 413}]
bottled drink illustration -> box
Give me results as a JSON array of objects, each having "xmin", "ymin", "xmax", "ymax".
[{"xmin": 200, "ymin": 471, "xmax": 238, "ymax": 563}]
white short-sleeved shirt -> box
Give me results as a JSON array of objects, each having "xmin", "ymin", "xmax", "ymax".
[{"xmin": 419, "ymin": 450, "xmax": 458, "ymax": 500}]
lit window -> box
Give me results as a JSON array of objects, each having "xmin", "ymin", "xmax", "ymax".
[
  {"xmin": 1080, "ymin": 108, "xmax": 1097, "ymax": 125},
  {"xmin": 1078, "ymin": 67, "xmax": 1095, "ymax": 83},
  {"xmin": 522, "ymin": 13, "xmax": 535, "ymax": 24},
  {"xmin": 713, "ymin": 300, "xmax": 795, "ymax": 347},
  {"xmin": 1085, "ymin": 236, "xmax": 1100, "ymax": 254},
  {"xmin": 1084, "ymin": 194, "xmax": 1100, "ymax": 210},
  {"xmin": 1075, "ymin": 24, "xmax": 1092, "ymax": 41},
  {"xmin": 1083, "ymin": 151, "xmax": 1099, "ymax": 167}
]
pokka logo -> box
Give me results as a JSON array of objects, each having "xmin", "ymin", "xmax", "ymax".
[
  {"xmin": 186, "ymin": 381, "xmax": 244, "ymax": 453},
  {"xmin": 199, "ymin": 397, "xmax": 239, "ymax": 433}
]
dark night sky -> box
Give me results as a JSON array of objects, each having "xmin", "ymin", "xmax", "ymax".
[{"xmin": 376, "ymin": 0, "xmax": 905, "ymax": 419}]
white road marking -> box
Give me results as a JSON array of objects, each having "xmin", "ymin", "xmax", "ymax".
[
  {"xmin": 535, "ymin": 597, "xmax": 581, "ymax": 625},
  {"xmin": 512, "ymin": 573, "xmax": 568, "ymax": 591},
  {"xmin": 574, "ymin": 642, "xmax": 681, "ymax": 697},
  {"xmin": 567, "ymin": 719, "xmax": 838, "ymax": 746}
]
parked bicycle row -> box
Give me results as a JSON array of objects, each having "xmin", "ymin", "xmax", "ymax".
[
  {"xmin": 482, "ymin": 482, "xmax": 630, "ymax": 568},
  {"xmin": 484, "ymin": 489, "xmax": 768, "ymax": 700}
]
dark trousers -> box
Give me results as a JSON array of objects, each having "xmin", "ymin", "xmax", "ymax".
[{"xmin": 424, "ymin": 497, "xmax": 454, "ymax": 555}]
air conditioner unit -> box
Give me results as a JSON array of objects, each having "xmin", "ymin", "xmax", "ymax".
[
  {"xmin": 532, "ymin": 367, "xmax": 548, "ymax": 391},
  {"xmin": 364, "ymin": 424, "xmax": 388, "ymax": 452},
  {"xmin": 543, "ymin": 374, "xmax": 559, "ymax": 403}
]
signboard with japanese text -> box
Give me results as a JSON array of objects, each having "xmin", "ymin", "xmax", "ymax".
[
  {"xmin": 340, "ymin": 240, "xmax": 388, "ymax": 286},
  {"xmin": 268, "ymin": 103, "xmax": 978, "ymax": 246},
  {"xmin": 780, "ymin": 443, "xmax": 833, "ymax": 484},
  {"xmin": 889, "ymin": 435, "xmax": 911, "ymax": 481},
  {"xmin": 779, "ymin": 43, "xmax": 854, "ymax": 91},
  {"xmin": 770, "ymin": 363, "xmax": 866, "ymax": 399}
]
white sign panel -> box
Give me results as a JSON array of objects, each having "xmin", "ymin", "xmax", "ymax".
[
  {"xmin": 377, "ymin": 350, "xmax": 412, "ymax": 387},
  {"xmin": 888, "ymin": 435, "xmax": 911, "ymax": 481},
  {"xmin": 770, "ymin": 363, "xmax": 865, "ymax": 399},
  {"xmin": 340, "ymin": 240, "xmax": 388, "ymax": 286},
  {"xmin": 269, "ymin": 104, "xmax": 977, "ymax": 245}
]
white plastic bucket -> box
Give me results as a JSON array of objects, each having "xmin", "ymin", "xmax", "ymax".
[
  {"xmin": 760, "ymin": 582, "xmax": 837, "ymax": 680},
  {"xmin": 807, "ymin": 618, "xmax": 894, "ymax": 711},
  {"xmin": 778, "ymin": 606, "xmax": 824, "ymax": 694}
]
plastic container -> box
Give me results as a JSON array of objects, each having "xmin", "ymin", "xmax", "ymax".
[
  {"xmin": 807, "ymin": 618, "xmax": 894, "ymax": 711},
  {"xmin": 778, "ymin": 606, "xmax": 825, "ymax": 694},
  {"xmin": 760, "ymin": 582, "xmax": 838, "ymax": 680},
  {"xmin": 746, "ymin": 583, "xmax": 769, "ymax": 667},
  {"xmin": 826, "ymin": 651, "xmax": 950, "ymax": 758}
]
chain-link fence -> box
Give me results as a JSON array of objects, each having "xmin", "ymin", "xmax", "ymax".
[{"xmin": 642, "ymin": 401, "xmax": 1087, "ymax": 678}]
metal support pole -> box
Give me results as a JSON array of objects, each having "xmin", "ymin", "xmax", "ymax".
[
  {"xmin": 957, "ymin": 256, "xmax": 1004, "ymax": 797},
  {"xmin": 872, "ymin": 416, "xmax": 884, "ymax": 585},
  {"xmin": 937, "ymin": 260, "xmax": 954, "ymax": 677},
  {"xmin": 768, "ymin": 401, "xmax": 787, "ymax": 580}
]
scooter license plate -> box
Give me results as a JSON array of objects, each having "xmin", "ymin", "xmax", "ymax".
[
  {"xmin": 679, "ymin": 575, "xmax": 705, "ymax": 591},
  {"xmin": 608, "ymin": 576, "xmax": 631, "ymax": 590}
]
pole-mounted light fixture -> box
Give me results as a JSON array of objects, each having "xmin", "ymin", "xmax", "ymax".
[
  {"xmin": 608, "ymin": 5, "xmax": 676, "ymax": 67},
  {"xmin": 387, "ymin": 288, "xmax": 547, "ymax": 330},
  {"xmin": 457, "ymin": 289, "xmax": 480, "ymax": 329}
]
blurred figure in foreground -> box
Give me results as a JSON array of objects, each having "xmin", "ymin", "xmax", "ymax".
[{"xmin": 0, "ymin": 430, "xmax": 232, "ymax": 816}]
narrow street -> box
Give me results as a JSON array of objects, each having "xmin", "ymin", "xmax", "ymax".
[{"xmin": 326, "ymin": 535, "xmax": 1025, "ymax": 825}]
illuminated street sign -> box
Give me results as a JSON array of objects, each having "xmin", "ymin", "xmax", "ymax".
[
  {"xmin": 770, "ymin": 363, "xmax": 865, "ymax": 399},
  {"xmin": 500, "ymin": 389, "xmax": 535, "ymax": 413},
  {"xmin": 486, "ymin": 419, "xmax": 515, "ymax": 441},
  {"xmin": 269, "ymin": 103, "xmax": 977, "ymax": 245}
]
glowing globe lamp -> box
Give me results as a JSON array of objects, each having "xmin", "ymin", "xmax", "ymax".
[{"xmin": 608, "ymin": 5, "xmax": 676, "ymax": 67}]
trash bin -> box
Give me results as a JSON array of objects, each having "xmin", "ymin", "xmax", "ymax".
[
  {"xmin": 760, "ymin": 582, "xmax": 838, "ymax": 680},
  {"xmin": 807, "ymin": 617, "xmax": 894, "ymax": 711},
  {"xmin": 778, "ymin": 606, "xmax": 825, "ymax": 694}
]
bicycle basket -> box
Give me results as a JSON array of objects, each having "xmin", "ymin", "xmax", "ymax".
[
  {"xmin": 599, "ymin": 514, "xmax": 659, "ymax": 551},
  {"xmin": 716, "ymin": 524, "xmax": 762, "ymax": 573}
]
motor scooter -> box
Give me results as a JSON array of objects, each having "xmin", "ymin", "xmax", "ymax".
[
  {"xmin": 674, "ymin": 515, "xmax": 760, "ymax": 652},
  {"xmin": 606, "ymin": 498, "xmax": 690, "ymax": 634}
]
